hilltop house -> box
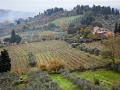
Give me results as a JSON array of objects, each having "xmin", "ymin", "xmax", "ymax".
[{"xmin": 93, "ymin": 26, "xmax": 113, "ymax": 38}]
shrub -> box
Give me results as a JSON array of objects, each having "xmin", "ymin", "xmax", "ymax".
[
  {"xmin": 28, "ymin": 52, "xmax": 36, "ymax": 67},
  {"xmin": 112, "ymin": 80, "xmax": 120, "ymax": 90},
  {"xmin": 40, "ymin": 64, "xmax": 47, "ymax": 71},
  {"xmin": 94, "ymin": 48, "xmax": 100, "ymax": 56},
  {"xmin": 47, "ymin": 60, "xmax": 63, "ymax": 73},
  {"xmin": 94, "ymin": 78, "xmax": 100, "ymax": 86},
  {"xmin": 89, "ymin": 48, "xmax": 94, "ymax": 54}
]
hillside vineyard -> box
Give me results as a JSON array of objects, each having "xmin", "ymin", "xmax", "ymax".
[{"xmin": 0, "ymin": 40, "xmax": 107, "ymax": 73}]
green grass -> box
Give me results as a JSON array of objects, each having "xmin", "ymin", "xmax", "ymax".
[
  {"xmin": 51, "ymin": 15, "xmax": 81, "ymax": 26},
  {"xmin": 51, "ymin": 74, "xmax": 80, "ymax": 90},
  {"xmin": 72, "ymin": 69, "xmax": 120, "ymax": 89}
]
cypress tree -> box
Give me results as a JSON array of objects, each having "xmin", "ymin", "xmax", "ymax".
[
  {"xmin": 0, "ymin": 56, "xmax": 2, "ymax": 72},
  {"xmin": 10, "ymin": 30, "xmax": 16, "ymax": 43},
  {"xmin": 118, "ymin": 24, "xmax": 120, "ymax": 33},
  {"xmin": 114, "ymin": 23, "xmax": 118, "ymax": 34},
  {"xmin": 10, "ymin": 30, "xmax": 22, "ymax": 43},
  {"xmin": 0, "ymin": 49, "xmax": 11, "ymax": 72}
]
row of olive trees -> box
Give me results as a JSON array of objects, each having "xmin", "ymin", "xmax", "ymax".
[
  {"xmin": 22, "ymin": 72, "xmax": 61, "ymax": 90},
  {"xmin": 79, "ymin": 45, "xmax": 100, "ymax": 56},
  {"xmin": 60, "ymin": 69, "xmax": 107, "ymax": 90},
  {"xmin": 0, "ymin": 71, "xmax": 61, "ymax": 90}
]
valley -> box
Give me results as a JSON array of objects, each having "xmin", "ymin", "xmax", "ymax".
[{"xmin": 0, "ymin": 3, "xmax": 120, "ymax": 90}]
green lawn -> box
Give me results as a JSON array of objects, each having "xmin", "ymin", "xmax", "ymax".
[
  {"xmin": 72, "ymin": 69, "xmax": 120, "ymax": 89},
  {"xmin": 51, "ymin": 74, "xmax": 80, "ymax": 90}
]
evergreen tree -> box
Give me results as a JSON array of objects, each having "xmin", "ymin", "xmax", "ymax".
[
  {"xmin": 81, "ymin": 11, "xmax": 95, "ymax": 25},
  {"xmin": 15, "ymin": 35, "xmax": 22, "ymax": 43},
  {"xmin": 74, "ymin": 5, "xmax": 119, "ymax": 16},
  {"xmin": 10, "ymin": 30, "xmax": 16, "ymax": 43},
  {"xmin": 112, "ymin": 8, "xmax": 115, "ymax": 14},
  {"xmin": 114, "ymin": 23, "xmax": 120, "ymax": 34},
  {"xmin": 0, "ymin": 56, "xmax": 2, "ymax": 72},
  {"xmin": 118, "ymin": 24, "xmax": 120, "ymax": 33},
  {"xmin": 28, "ymin": 52, "xmax": 36, "ymax": 67},
  {"xmin": 44, "ymin": 7, "xmax": 64, "ymax": 16},
  {"xmin": 114, "ymin": 23, "xmax": 118, "ymax": 34},
  {"xmin": 10, "ymin": 30, "xmax": 22, "ymax": 43},
  {"xmin": 0, "ymin": 49, "xmax": 11, "ymax": 72}
]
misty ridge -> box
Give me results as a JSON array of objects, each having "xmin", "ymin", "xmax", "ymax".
[{"xmin": 0, "ymin": 9, "xmax": 35, "ymax": 23}]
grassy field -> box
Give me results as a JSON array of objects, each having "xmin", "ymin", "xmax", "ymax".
[
  {"xmin": 72, "ymin": 69, "xmax": 120, "ymax": 89},
  {"xmin": 51, "ymin": 74, "xmax": 79, "ymax": 90},
  {"xmin": 51, "ymin": 15, "xmax": 81, "ymax": 26}
]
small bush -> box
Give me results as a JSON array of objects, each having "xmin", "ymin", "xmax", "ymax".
[
  {"xmin": 47, "ymin": 60, "xmax": 63, "ymax": 73},
  {"xmin": 94, "ymin": 78, "xmax": 100, "ymax": 86},
  {"xmin": 40, "ymin": 64, "xmax": 47, "ymax": 71}
]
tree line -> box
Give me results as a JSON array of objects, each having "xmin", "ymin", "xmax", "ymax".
[
  {"xmin": 74, "ymin": 5, "xmax": 120, "ymax": 16},
  {"xmin": 43, "ymin": 5, "xmax": 120, "ymax": 17},
  {"xmin": 44, "ymin": 7, "xmax": 64, "ymax": 16}
]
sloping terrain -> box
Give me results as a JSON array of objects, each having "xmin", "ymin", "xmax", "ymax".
[
  {"xmin": 72, "ymin": 69, "xmax": 120, "ymax": 89},
  {"xmin": 1, "ymin": 40, "xmax": 108, "ymax": 73}
]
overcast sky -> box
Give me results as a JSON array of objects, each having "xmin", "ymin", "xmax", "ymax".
[{"xmin": 0, "ymin": 0, "xmax": 120, "ymax": 13}]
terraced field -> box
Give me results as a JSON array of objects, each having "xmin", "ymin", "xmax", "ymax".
[{"xmin": 1, "ymin": 40, "xmax": 108, "ymax": 73}]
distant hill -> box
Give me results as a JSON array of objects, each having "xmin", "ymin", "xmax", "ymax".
[
  {"xmin": 0, "ymin": 5, "xmax": 120, "ymax": 37},
  {"xmin": 0, "ymin": 9, "xmax": 35, "ymax": 22}
]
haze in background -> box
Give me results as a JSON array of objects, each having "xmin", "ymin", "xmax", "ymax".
[
  {"xmin": 0, "ymin": 10, "xmax": 35, "ymax": 22},
  {"xmin": 0, "ymin": 0, "xmax": 120, "ymax": 22},
  {"xmin": 0, "ymin": 0, "xmax": 120, "ymax": 13}
]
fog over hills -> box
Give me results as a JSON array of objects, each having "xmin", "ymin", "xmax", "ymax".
[{"xmin": 0, "ymin": 9, "xmax": 35, "ymax": 22}]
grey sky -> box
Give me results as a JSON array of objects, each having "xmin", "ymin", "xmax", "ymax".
[{"xmin": 0, "ymin": 0, "xmax": 120, "ymax": 13}]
